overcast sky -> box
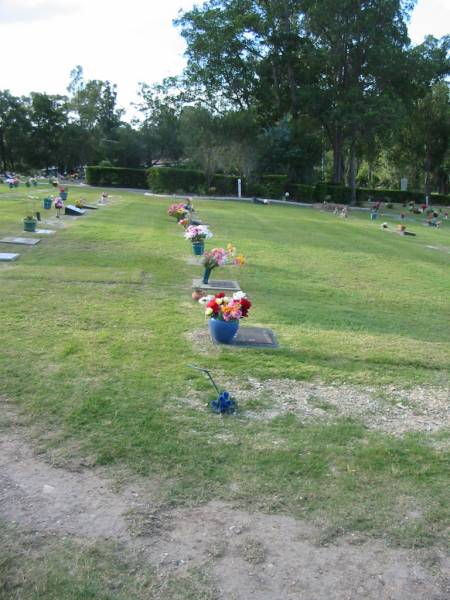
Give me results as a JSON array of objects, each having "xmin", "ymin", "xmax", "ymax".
[{"xmin": 0, "ymin": 0, "xmax": 448, "ymax": 118}]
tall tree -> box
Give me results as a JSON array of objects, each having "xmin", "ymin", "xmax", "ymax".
[
  {"xmin": 27, "ymin": 93, "xmax": 68, "ymax": 170},
  {"xmin": 301, "ymin": 0, "xmax": 416, "ymax": 198},
  {"xmin": 0, "ymin": 90, "xmax": 31, "ymax": 171}
]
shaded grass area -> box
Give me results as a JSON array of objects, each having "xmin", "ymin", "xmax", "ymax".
[{"xmin": 0, "ymin": 186, "xmax": 449, "ymax": 552}]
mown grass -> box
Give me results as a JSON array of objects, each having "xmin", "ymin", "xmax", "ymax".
[{"xmin": 0, "ymin": 184, "xmax": 449, "ymax": 560}]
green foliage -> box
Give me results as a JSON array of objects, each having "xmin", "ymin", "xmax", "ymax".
[
  {"xmin": 357, "ymin": 188, "xmax": 450, "ymax": 206},
  {"xmin": 286, "ymin": 183, "xmax": 316, "ymax": 203},
  {"xmin": 259, "ymin": 175, "xmax": 287, "ymax": 199},
  {"xmin": 85, "ymin": 166, "xmax": 147, "ymax": 188},
  {"xmin": 247, "ymin": 175, "xmax": 312, "ymax": 201},
  {"xmin": 148, "ymin": 167, "xmax": 205, "ymax": 193},
  {"xmin": 211, "ymin": 174, "xmax": 239, "ymax": 195},
  {"xmin": 314, "ymin": 183, "xmax": 352, "ymax": 204}
]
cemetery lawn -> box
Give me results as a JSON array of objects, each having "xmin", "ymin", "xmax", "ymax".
[{"xmin": 1, "ymin": 186, "xmax": 449, "ymax": 594}]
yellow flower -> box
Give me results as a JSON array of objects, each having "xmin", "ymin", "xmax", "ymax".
[
  {"xmin": 205, "ymin": 307, "xmax": 213, "ymax": 316},
  {"xmin": 235, "ymin": 254, "xmax": 246, "ymax": 266}
]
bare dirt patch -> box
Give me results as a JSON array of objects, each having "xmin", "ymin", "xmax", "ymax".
[
  {"xmin": 1, "ymin": 402, "xmax": 449, "ymax": 599},
  {"xmin": 221, "ymin": 377, "xmax": 450, "ymax": 435},
  {"xmin": 185, "ymin": 328, "xmax": 221, "ymax": 355},
  {"xmin": 141, "ymin": 503, "xmax": 450, "ymax": 600}
]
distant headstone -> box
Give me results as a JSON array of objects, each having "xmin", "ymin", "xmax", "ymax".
[
  {"xmin": 0, "ymin": 237, "xmax": 41, "ymax": 245},
  {"xmin": 400, "ymin": 178, "xmax": 408, "ymax": 192},
  {"xmin": 0, "ymin": 252, "xmax": 19, "ymax": 261},
  {"xmin": 65, "ymin": 205, "xmax": 86, "ymax": 216},
  {"xmin": 212, "ymin": 327, "xmax": 278, "ymax": 348},
  {"xmin": 192, "ymin": 278, "xmax": 241, "ymax": 291}
]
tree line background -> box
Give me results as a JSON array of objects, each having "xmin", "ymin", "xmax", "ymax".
[{"xmin": 1, "ymin": 0, "xmax": 449, "ymax": 200}]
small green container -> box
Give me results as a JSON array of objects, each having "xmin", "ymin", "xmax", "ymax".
[{"xmin": 23, "ymin": 218, "xmax": 37, "ymax": 232}]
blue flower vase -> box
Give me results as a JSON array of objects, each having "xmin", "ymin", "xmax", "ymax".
[
  {"xmin": 209, "ymin": 318, "xmax": 239, "ymax": 344},
  {"xmin": 202, "ymin": 267, "xmax": 212, "ymax": 284},
  {"xmin": 192, "ymin": 241, "xmax": 205, "ymax": 256},
  {"xmin": 60, "ymin": 191, "xmax": 68, "ymax": 201}
]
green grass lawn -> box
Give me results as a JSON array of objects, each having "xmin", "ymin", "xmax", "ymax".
[{"xmin": 1, "ymin": 184, "xmax": 449, "ymax": 555}]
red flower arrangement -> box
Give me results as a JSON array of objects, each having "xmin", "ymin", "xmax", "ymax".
[{"xmin": 202, "ymin": 291, "xmax": 252, "ymax": 321}]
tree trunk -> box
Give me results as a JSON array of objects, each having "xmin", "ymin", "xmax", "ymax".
[
  {"xmin": 281, "ymin": 1, "xmax": 298, "ymax": 117},
  {"xmin": 437, "ymin": 168, "xmax": 447, "ymax": 195},
  {"xmin": 0, "ymin": 128, "xmax": 6, "ymax": 171},
  {"xmin": 270, "ymin": 61, "xmax": 282, "ymax": 114},
  {"xmin": 332, "ymin": 127, "xmax": 344, "ymax": 183},
  {"xmin": 424, "ymin": 149, "xmax": 431, "ymax": 206},
  {"xmin": 349, "ymin": 133, "xmax": 357, "ymax": 206}
]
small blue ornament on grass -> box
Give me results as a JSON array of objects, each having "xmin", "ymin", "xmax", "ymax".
[
  {"xmin": 188, "ymin": 365, "xmax": 237, "ymax": 415},
  {"xmin": 211, "ymin": 390, "xmax": 236, "ymax": 414}
]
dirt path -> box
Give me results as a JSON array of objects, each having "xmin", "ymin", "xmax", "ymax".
[{"xmin": 0, "ymin": 416, "xmax": 449, "ymax": 599}]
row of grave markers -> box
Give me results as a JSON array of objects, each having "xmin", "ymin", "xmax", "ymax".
[
  {"xmin": 0, "ymin": 196, "xmax": 108, "ymax": 262},
  {"xmin": 183, "ymin": 203, "xmax": 278, "ymax": 349}
]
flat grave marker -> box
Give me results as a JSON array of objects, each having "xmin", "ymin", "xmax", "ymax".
[
  {"xmin": 212, "ymin": 326, "xmax": 278, "ymax": 349},
  {"xmin": 192, "ymin": 278, "xmax": 241, "ymax": 292},
  {"xmin": 0, "ymin": 252, "xmax": 19, "ymax": 261},
  {"xmin": 0, "ymin": 237, "xmax": 41, "ymax": 245},
  {"xmin": 65, "ymin": 205, "xmax": 86, "ymax": 216},
  {"xmin": 186, "ymin": 256, "xmax": 203, "ymax": 266},
  {"xmin": 35, "ymin": 229, "xmax": 56, "ymax": 235}
]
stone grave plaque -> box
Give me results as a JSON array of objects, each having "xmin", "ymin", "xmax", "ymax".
[
  {"xmin": 186, "ymin": 256, "xmax": 203, "ymax": 266},
  {"xmin": 35, "ymin": 229, "xmax": 56, "ymax": 235},
  {"xmin": 65, "ymin": 205, "xmax": 86, "ymax": 216},
  {"xmin": 82, "ymin": 204, "xmax": 98, "ymax": 210},
  {"xmin": 0, "ymin": 252, "xmax": 19, "ymax": 261},
  {"xmin": 192, "ymin": 278, "xmax": 241, "ymax": 291},
  {"xmin": 43, "ymin": 220, "xmax": 65, "ymax": 227},
  {"xmin": 0, "ymin": 237, "xmax": 41, "ymax": 245},
  {"xmin": 212, "ymin": 327, "xmax": 278, "ymax": 348}
]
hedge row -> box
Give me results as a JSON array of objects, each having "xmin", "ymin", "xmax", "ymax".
[
  {"xmin": 85, "ymin": 166, "xmax": 147, "ymax": 188},
  {"xmin": 87, "ymin": 165, "xmax": 450, "ymax": 206},
  {"xmin": 148, "ymin": 167, "xmax": 205, "ymax": 193},
  {"xmin": 356, "ymin": 187, "xmax": 449, "ymax": 206}
]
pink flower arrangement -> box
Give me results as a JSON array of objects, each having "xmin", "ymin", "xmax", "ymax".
[
  {"xmin": 168, "ymin": 202, "xmax": 188, "ymax": 220},
  {"xmin": 184, "ymin": 225, "xmax": 213, "ymax": 242},
  {"xmin": 202, "ymin": 246, "xmax": 245, "ymax": 269}
]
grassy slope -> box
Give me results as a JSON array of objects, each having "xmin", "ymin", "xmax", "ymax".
[{"xmin": 0, "ymin": 185, "xmax": 449, "ymax": 550}]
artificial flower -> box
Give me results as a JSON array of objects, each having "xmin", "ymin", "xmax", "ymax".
[
  {"xmin": 203, "ymin": 292, "xmax": 252, "ymax": 322},
  {"xmin": 184, "ymin": 225, "xmax": 213, "ymax": 242}
]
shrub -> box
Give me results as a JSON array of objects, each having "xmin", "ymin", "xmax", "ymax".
[
  {"xmin": 356, "ymin": 188, "xmax": 450, "ymax": 206},
  {"xmin": 86, "ymin": 166, "xmax": 147, "ymax": 188},
  {"xmin": 211, "ymin": 174, "xmax": 240, "ymax": 196},
  {"xmin": 430, "ymin": 193, "xmax": 450, "ymax": 206},
  {"xmin": 260, "ymin": 174, "xmax": 288, "ymax": 199},
  {"xmin": 148, "ymin": 167, "xmax": 205, "ymax": 193},
  {"xmin": 314, "ymin": 183, "xmax": 352, "ymax": 204},
  {"xmin": 285, "ymin": 183, "xmax": 315, "ymax": 203},
  {"xmin": 245, "ymin": 181, "xmax": 267, "ymax": 197}
]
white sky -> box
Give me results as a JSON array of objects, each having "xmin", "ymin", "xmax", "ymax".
[{"xmin": 0, "ymin": 0, "xmax": 448, "ymax": 119}]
